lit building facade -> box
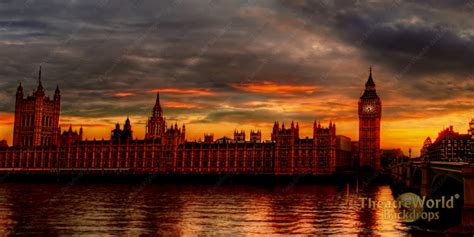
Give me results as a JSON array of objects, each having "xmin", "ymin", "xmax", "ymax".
[
  {"xmin": 13, "ymin": 67, "xmax": 61, "ymax": 147},
  {"xmin": 424, "ymin": 123, "xmax": 473, "ymax": 162}
]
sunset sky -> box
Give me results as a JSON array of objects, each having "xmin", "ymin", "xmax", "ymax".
[{"xmin": 0, "ymin": 0, "xmax": 473, "ymax": 156}]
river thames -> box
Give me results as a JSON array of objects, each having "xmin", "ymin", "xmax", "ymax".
[{"xmin": 0, "ymin": 177, "xmax": 425, "ymax": 236}]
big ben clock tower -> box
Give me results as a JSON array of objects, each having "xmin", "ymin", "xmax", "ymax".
[{"xmin": 358, "ymin": 68, "xmax": 381, "ymax": 169}]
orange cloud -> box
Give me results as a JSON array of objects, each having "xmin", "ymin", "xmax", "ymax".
[
  {"xmin": 149, "ymin": 88, "xmax": 215, "ymax": 96},
  {"xmin": 113, "ymin": 92, "xmax": 135, "ymax": 97},
  {"xmin": 163, "ymin": 101, "xmax": 201, "ymax": 109},
  {"xmin": 231, "ymin": 81, "xmax": 318, "ymax": 95}
]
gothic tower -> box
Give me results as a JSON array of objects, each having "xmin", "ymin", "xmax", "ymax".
[
  {"xmin": 271, "ymin": 121, "xmax": 299, "ymax": 175},
  {"xmin": 233, "ymin": 130, "xmax": 245, "ymax": 141},
  {"xmin": 145, "ymin": 92, "xmax": 166, "ymax": 140},
  {"xmin": 121, "ymin": 117, "xmax": 133, "ymax": 141},
  {"xmin": 313, "ymin": 121, "xmax": 336, "ymax": 174},
  {"xmin": 13, "ymin": 67, "xmax": 61, "ymax": 147},
  {"xmin": 358, "ymin": 68, "xmax": 382, "ymax": 169}
]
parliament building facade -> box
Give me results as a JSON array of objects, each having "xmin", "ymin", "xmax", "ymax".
[{"xmin": 0, "ymin": 68, "xmax": 381, "ymax": 175}]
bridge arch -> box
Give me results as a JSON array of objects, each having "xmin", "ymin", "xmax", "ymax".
[{"xmin": 430, "ymin": 172, "xmax": 463, "ymax": 197}]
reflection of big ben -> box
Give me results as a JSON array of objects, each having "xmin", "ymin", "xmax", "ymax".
[{"xmin": 358, "ymin": 68, "xmax": 382, "ymax": 169}]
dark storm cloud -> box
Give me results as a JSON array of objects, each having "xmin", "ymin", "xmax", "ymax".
[
  {"xmin": 0, "ymin": 0, "xmax": 472, "ymax": 126},
  {"xmin": 278, "ymin": 0, "xmax": 474, "ymax": 75}
]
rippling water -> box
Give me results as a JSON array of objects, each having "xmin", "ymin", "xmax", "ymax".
[{"xmin": 0, "ymin": 181, "xmax": 411, "ymax": 236}]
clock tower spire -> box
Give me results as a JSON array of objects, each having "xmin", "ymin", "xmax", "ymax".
[{"xmin": 358, "ymin": 67, "xmax": 382, "ymax": 170}]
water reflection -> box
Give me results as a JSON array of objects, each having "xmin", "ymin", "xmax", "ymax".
[{"xmin": 0, "ymin": 182, "xmax": 411, "ymax": 235}]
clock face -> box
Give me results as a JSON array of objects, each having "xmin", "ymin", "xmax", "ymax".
[{"xmin": 364, "ymin": 105, "xmax": 374, "ymax": 113}]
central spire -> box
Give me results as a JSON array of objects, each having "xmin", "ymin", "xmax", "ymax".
[
  {"xmin": 34, "ymin": 66, "xmax": 45, "ymax": 97},
  {"xmin": 38, "ymin": 66, "xmax": 42, "ymax": 85},
  {"xmin": 37, "ymin": 66, "xmax": 44, "ymax": 91},
  {"xmin": 153, "ymin": 91, "xmax": 163, "ymax": 117}
]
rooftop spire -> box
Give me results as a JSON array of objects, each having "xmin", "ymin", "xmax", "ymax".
[
  {"xmin": 365, "ymin": 66, "xmax": 375, "ymax": 89},
  {"xmin": 36, "ymin": 66, "xmax": 44, "ymax": 92},
  {"xmin": 39, "ymin": 66, "xmax": 41, "ymax": 81},
  {"xmin": 153, "ymin": 91, "xmax": 163, "ymax": 117},
  {"xmin": 38, "ymin": 66, "xmax": 42, "ymax": 86}
]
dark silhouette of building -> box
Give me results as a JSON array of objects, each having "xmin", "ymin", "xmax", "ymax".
[
  {"xmin": 358, "ymin": 68, "xmax": 382, "ymax": 169},
  {"xmin": 250, "ymin": 130, "xmax": 262, "ymax": 143},
  {"xmin": 351, "ymin": 141, "xmax": 359, "ymax": 168},
  {"xmin": 13, "ymin": 67, "xmax": 61, "ymax": 147},
  {"xmin": 110, "ymin": 118, "xmax": 133, "ymax": 141},
  {"xmin": 420, "ymin": 137, "xmax": 432, "ymax": 158},
  {"xmin": 111, "ymin": 123, "xmax": 122, "ymax": 141},
  {"xmin": 336, "ymin": 135, "xmax": 352, "ymax": 170},
  {"xmin": 61, "ymin": 125, "xmax": 83, "ymax": 145},
  {"xmin": 122, "ymin": 117, "xmax": 133, "ymax": 141},
  {"xmin": 381, "ymin": 148, "xmax": 405, "ymax": 168},
  {"xmin": 234, "ymin": 130, "xmax": 245, "ymax": 142},
  {"xmin": 204, "ymin": 133, "xmax": 214, "ymax": 143}
]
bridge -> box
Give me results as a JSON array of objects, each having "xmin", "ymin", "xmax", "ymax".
[{"xmin": 389, "ymin": 160, "xmax": 474, "ymax": 228}]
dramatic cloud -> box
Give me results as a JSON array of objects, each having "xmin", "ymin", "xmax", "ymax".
[
  {"xmin": 150, "ymin": 88, "xmax": 216, "ymax": 96},
  {"xmin": 0, "ymin": 0, "xmax": 473, "ymax": 156},
  {"xmin": 231, "ymin": 81, "xmax": 318, "ymax": 95}
]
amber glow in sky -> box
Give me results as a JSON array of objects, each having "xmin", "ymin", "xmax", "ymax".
[{"xmin": 0, "ymin": 1, "xmax": 473, "ymax": 157}]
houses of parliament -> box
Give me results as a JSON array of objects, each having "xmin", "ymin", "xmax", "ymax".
[{"xmin": 0, "ymin": 68, "xmax": 382, "ymax": 175}]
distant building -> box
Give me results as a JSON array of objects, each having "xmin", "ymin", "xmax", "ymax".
[
  {"xmin": 204, "ymin": 133, "xmax": 214, "ymax": 143},
  {"xmin": 351, "ymin": 141, "xmax": 359, "ymax": 168},
  {"xmin": 336, "ymin": 135, "xmax": 352, "ymax": 170},
  {"xmin": 420, "ymin": 137, "xmax": 432, "ymax": 158},
  {"xmin": 234, "ymin": 130, "xmax": 245, "ymax": 142},
  {"xmin": 381, "ymin": 148, "xmax": 405, "ymax": 167},
  {"xmin": 111, "ymin": 117, "xmax": 134, "ymax": 142},
  {"xmin": 425, "ymin": 122, "xmax": 473, "ymax": 162},
  {"xmin": 250, "ymin": 130, "xmax": 262, "ymax": 143},
  {"xmin": 0, "ymin": 140, "xmax": 7, "ymax": 147},
  {"xmin": 61, "ymin": 125, "xmax": 83, "ymax": 145}
]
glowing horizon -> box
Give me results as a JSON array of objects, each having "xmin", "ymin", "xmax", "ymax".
[{"xmin": 0, "ymin": 83, "xmax": 472, "ymax": 158}]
